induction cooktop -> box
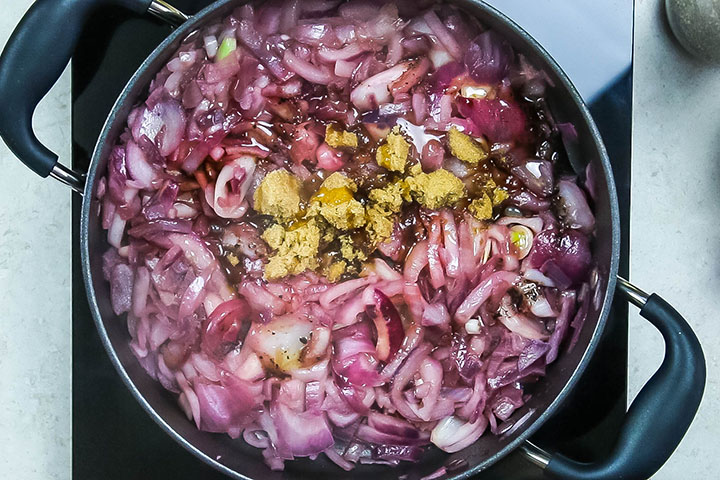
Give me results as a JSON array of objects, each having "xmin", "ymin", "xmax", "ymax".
[{"xmin": 71, "ymin": 1, "xmax": 633, "ymax": 478}]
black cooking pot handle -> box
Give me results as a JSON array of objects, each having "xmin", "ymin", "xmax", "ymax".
[
  {"xmin": 0, "ymin": 0, "xmax": 186, "ymax": 193},
  {"xmin": 524, "ymin": 277, "xmax": 706, "ymax": 480}
]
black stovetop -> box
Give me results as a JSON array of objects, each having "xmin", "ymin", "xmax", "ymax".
[{"xmin": 71, "ymin": 2, "xmax": 632, "ymax": 478}]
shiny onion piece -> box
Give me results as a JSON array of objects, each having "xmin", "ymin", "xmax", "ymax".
[
  {"xmin": 369, "ymin": 289, "xmax": 405, "ymax": 362},
  {"xmin": 98, "ymin": 0, "xmax": 596, "ymax": 472}
]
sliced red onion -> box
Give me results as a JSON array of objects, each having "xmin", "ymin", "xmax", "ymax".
[
  {"xmin": 430, "ymin": 93, "xmax": 453, "ymax": 124},
  {"xmin": 302, "ymin": 0, "xmax": 342, "ymax": 13},
  {"xmin": 315, "ymin": 143, "xmax": 346, "ymax": 171},
  {"xmin": 128, "ymin": 219, "xmax": 193, "ymax": 241},
  {"xmin": 125, "ymin": 140, "xmax": 158, "ymax": 189},
  {"xmin": 546, "ymin": 291, "xmax": 576, "ymax": 363},
  {"xmin": 497, "ymin": 295, "xmax": 549, "ymax": 340},
  {"xmin": 430, "ymin": 414, "xmax": 488, "ymax": 453},
  {"xmin": 193, "ymin": 375, "xmax": 260, "ymax": 433},
  {"xmin": 168, "ymin": 233, "xmax": 216, "ymax": 271},
  {"xmin": 556, "ymin": 122, "xmax": 578, "ymax": 142},
  {"xmin": 421, "ymin": 139, "xmax": 444, "ymax": 171},
  {"xmin": 390, "ymin": 342, "xmax": 432, "ymax": 421},
  {"xmin": 280, "ymin": 0, "xmax": 300, "ymax": 31},
  {"xmin": 350, "ymin": 61, "xmax": 414, "ymax": 111},
  {"xmin": 369, "ymin": 289, "xmax": 405, "ymax": 362},
  {"xmin": 332, "ymin": 321, "xmax": 382, "ymax": 387},
  {"xmin": 390, "ymin": 57, "xmax": 431, "ymax": 96},
  {"xmin": 107, "ymin": 213, "xmax": 126, "ymax": 249},
  {"xmin": 427, "ymin": 217, "xmax": 446, "ymax": 289},
  {"xmin": 287, "ymin": 121, "xmax": 321, "ymax": 164},
  {"xmin": 455, "ymin": 271, "xmax": 519, "ymax": 324},
  {"xmin": 498, "ymin": 408, "xmax": 536, "ymax": 439},
  {"xmin": 212, "ymin": 156, "xmax": 256, "ymax": 218},
  {"xmin": 237, "ymin": 18, "xmax": 294, "ymax": 82},
  {"xmin": 403, "ymin": 283, "xmax": 428, "ymax": 322},
  {"xmin": 203, "ymin": 35, "xmax": 218, "ymax": 58},
  {"xmin": 243, "ymin": 427, "xmax": 270, "ymax": 449},
  {"xmin": 518, "ymin": 340, "xmax": 550, "ymax": 371},
  {"xmin": 421, "ymin": 303, "xmax": 450, "ymax": 328},
  {"xmin": 338, "ymin": 0, "xmax": 377, "ymax": 20},
  {"xmin": 410, "ymin": 357, "xmax": 443, "ymax": 420},
  {"xmin": 142, "ymin": 181, "xmax": 179, "ymax": 221},
  {"xmin": 156, "ymin": 97, "xmax": 187, "ymax": 157},
  {"xmin": 318, "ymin": 42, "xmax": 367, "ymax": 62},
  {"xmin": 203, "ymin": 52, "xmax": 242, "ymax": 83},
  {"xmin": 489, "ymin": 384, "xmax": 525, "ymax": 422},
  {"xmin": 319, "ymin": 276, "xmax": 369, "ymax": 309},
  {"xmin": 428, "ymin": 61, "xmax": 465, "ymax": 94},
  {"xmin": 377, "ymin": 222, "xmax": 403, "ymax": 262},
  {"xmin": 356, "ymin": 422, "xmax": 429, "ymax": 446},
  {"xmin": 178, "ymin": 274, "xmax": 207, "ymax": 319},
  {"xmin": 334, "ymin": 57, "xmax": 361, "ymax": 78},
  {"xmin": 527, "ymin": 229, "xmax": 592, "ymax": 284},
  {"xmin": 404, "ymin": 240, "xmax": 429, "ymax": 283},
  {"xmin": 464, "ymin": 31, "xmax": 512, "ymax": 83},
  {"xmin": 457, "ymin": 96, "xmax": 527, "ymax": 143},
  {"xmin": 110, "ymin": 263, "xmax": 134, "ymax": 315},
  {"xmin": 283, "ymin": 50, "xmax": 336, "ymax": 85},
  {"xmin": 584, "ymin": 162, "xmax": 597, "ymax": 201},
  {"xmin": 201, "ymin": 299, "xmax": 249, "ymax": 358},
  {"xmin": 439, "ymin": 209, "xmax": 460, "ymax": 277},
  {"xmin": 380, "ymin": 324, "xmax": 424, "ymax": 381},
  {"xmin": 324, "ymin": 447, "xmax": 355, "ymax": 471},
  {"xmin": 569, "ymin": 282, "xmax": 591, "ymax": 351},
  {"xmin": 523, "ymin": 268, "xmax": 556, "ymax": 287},
  {"xmin": 423, "ymin": 10, "xmax": 461, "ymax": 60},
  {"xmin": 270, "ymin": 402, "xmax": 334, "ymax": 457},
  {"xmin": 557, "ymin": 179, "xmax": 596, "ymax": 234},
  {"xmin": 322, "ymin": 380, "xmax": 361, "ymax": 427},
  {"xmin": 529, "ymin": 293, "xmax": 556, "ymax": 318},
  {"xmin": 508, "ymin": 189, "xmax": 552, "ymax": 213},
  {"xmin": 511, "ymin": 159, "xmax": 554, "ymax": 198}
]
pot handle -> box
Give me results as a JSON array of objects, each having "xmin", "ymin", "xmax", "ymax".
[
  {"xmin": 0, "ymin": 0, "xmax": 187, "ymax": 194},
  {"xmin": 522, "ymin": 276, "xmax": 706, "ymax": 480}
]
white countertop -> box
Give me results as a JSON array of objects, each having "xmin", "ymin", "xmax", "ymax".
[{"xmin": 0, "ymin": 1, "xmax": 718, "ymax": 479}]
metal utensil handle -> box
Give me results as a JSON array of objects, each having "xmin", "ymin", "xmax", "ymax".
[
  {"xmin": 0, "ymin": 0, "xmax": 188, "ymax": 194},
  {"xmin": 521, "ymin": 276, "xmax": 706, "ymax": 480},
  {"xmin": 148, "ymin": 0, "xmax": 190, "ymax": 26}
]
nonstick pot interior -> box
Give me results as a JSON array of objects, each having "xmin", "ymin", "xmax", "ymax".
[{"xmin": 80, "ymin": 1, "xmax": 620, "ymax": 478}]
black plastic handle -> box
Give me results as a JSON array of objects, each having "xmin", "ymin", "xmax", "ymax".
[
  {"xmin": 0, "ymin": 0, "xmax": 152, "ymax": 178},
  {"xmin": 545, "ymin": 289, "xmax": 706, "ymax": 480}
]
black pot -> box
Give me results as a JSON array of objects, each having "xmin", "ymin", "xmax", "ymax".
[{"xmin": 0, "ymin": 1, "xmax": 706, "ymax": 479}]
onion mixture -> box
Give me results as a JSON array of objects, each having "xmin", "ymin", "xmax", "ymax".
[{"xmin": 98, "ymin": 0, "xmax": 597, "ymax": 471}]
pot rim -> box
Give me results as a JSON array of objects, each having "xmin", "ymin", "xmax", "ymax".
[{"xmin": 80, "ymin": 1, "xmax": 621, "ymax": 478}]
